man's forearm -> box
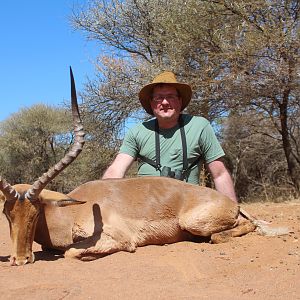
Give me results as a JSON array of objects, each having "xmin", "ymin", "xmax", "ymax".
[
  {"xmin": 102, "ymin": 166, "xmax": 125, "ymax": 179},
  {"xmin": 102, "ymin": 153, "xmax": 135, "ymax": 179},
  {"xmin": 213, "ymin": 172, "xmax": 238, "ymax": 203}
]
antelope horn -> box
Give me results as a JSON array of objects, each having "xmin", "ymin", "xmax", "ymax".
[
  {"xmin": 0, "ymin": 176, "xmax": 20, "ymax": 201},
  {"xmin": 26, "ymin": 67, "xmax": 85, "ymax": 201}
]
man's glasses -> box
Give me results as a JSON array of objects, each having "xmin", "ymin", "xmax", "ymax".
[{"xmin": 152, "ymin": 94, "xmax": 179, "ymax": 103}]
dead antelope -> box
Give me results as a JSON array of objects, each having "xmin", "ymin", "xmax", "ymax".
[
  {"xmin": 0, "ymin": 69, "xmax": 282, "ymax": 266},
  {"xmin": 2, "ymin": 175, "xmax": 258, "ymax": 265}
]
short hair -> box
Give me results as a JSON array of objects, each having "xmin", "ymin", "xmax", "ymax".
[{"xmin": 151, "ymin": 83, "xmax": 180, "ymax": 99}]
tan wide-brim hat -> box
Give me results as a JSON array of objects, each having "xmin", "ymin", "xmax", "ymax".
[{"xmin": 139, "ymin": 71, "xmax": 192, "ymax": 115}]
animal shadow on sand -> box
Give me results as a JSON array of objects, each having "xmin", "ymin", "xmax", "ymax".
[
  {"xmin": 0, "ymin": 255, "xmax": 10, "ymax": 262},
  {"xmin": 0, "ymin": 250, "xmax": 64, "ymax": 264},
  {"xmin": 34, "ymin": 249, "xmax": 64, "ymax": 262}
]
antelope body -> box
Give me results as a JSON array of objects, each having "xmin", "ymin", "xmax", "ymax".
[
  {"xmin": 0, "ymin": 68, "xmax": 256, "ymax": 266},
  {"xmin": 2, "ymin": 177, "xmax": 256, "ymax": 265}
]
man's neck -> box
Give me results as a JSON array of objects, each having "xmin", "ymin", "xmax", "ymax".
[{"xmin": 156, "ymin": 116, "xmax": 180, "ymax": 129}]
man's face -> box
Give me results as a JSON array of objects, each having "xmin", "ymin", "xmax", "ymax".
[{"xmin": 150, "ymin": 85, "xmax": 182, "ymax": 122}]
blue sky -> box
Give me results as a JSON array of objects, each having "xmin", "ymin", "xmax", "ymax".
[{"xmin": 0, "ymin": 1, "xmax": 97, "ymax": 121}]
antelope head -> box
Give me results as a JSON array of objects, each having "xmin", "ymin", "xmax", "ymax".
[{"xmin": 1, "ymin": 67, "xmax": 85, "ymax": 266}]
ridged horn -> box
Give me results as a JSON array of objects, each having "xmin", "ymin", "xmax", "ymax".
[
  {"xmin": 0, "ymin": 176, "xmax": 20, "ymax": 201},
  {"xmin": 25, "ymin": 67, "xmax": 85, "ymax": 201}
]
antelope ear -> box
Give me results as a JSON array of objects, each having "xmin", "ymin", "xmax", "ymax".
[
  {"xmin": 54, "ymin": 198, "xmax": 86, "ymax": 207},
  {"xmin": 39, "ymin": 189, "xmax": 86, "ymax": 207}
]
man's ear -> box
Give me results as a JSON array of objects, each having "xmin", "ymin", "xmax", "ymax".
[{"xmin": 39, "ymin": 189, "xmax": 86, "ymax": 207}]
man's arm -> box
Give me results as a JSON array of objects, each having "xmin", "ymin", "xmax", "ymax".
[
  {"xmin": 205, "ymin": 159, "xmax": 238, "ymax": 203},
  {"xmin": 102, "ymin": 153, "xmax": 135, "ymax": 179}
]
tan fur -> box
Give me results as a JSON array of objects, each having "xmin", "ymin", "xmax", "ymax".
[{"xmin": 2, "ymin": 177, "xmax": 259, "ymax": 265}]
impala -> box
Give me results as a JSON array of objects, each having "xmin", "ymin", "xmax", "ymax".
[{"xmin": 1, "ymin": 68, "xmax": 264, "ymax": 266}]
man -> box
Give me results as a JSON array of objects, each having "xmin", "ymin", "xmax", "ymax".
[{"xmin": 102, "ymin": 71, "xmax": 238, "ymax": 203}]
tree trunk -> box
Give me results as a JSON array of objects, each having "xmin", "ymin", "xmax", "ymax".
[{"xmin": 279, "ymin": 89, "xmax": 300, "ymax": 196}]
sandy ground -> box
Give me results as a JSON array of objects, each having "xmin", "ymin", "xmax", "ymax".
[{"xmin": 0, "ymin": 200, "xmax": 299, "ymax": 300}]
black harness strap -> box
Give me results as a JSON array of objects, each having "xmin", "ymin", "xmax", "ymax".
[
  {"xmin": 155, "ymin": 119, "xmax": 161, "ymax": 171},
  {"xmin": 137, "ymin": 119, "xmax": 162, "ymax": 171},
  {"xmin": 137, "ymin": 115, "xmax": 200, "ymax": 179},
  {"xmin": 178, "ymin": 115, "xmax": 188, "ymax": 173},
  {"xmin": 136, "ymin": 154, "xmax": 161, "ymax": 171}
]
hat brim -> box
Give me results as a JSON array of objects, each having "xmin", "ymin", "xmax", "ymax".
[{"xmin": 139, "ymin": 82, "xmax": 192, "ymax": 115}]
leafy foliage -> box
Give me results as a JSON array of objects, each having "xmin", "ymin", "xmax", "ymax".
[
  {"xmin": 71, "ymin": 0, "xmax": 300, "ymax": 198},
  {"xmin": 2, "ymin": 0, "xmax": 299, "ymax": 200},
  {"xmin": 0, "ymin": 104, "xmax": 111, "ymax": 193}
]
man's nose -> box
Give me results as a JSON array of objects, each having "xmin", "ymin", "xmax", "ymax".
[{"xmin": 161, "ymin": 98, "xmax": 169, "ymax": 104}]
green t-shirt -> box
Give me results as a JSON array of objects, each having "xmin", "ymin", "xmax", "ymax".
[{"xmin": 119, "ymin": 114, "xmax": 225, "ymax": 184}]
